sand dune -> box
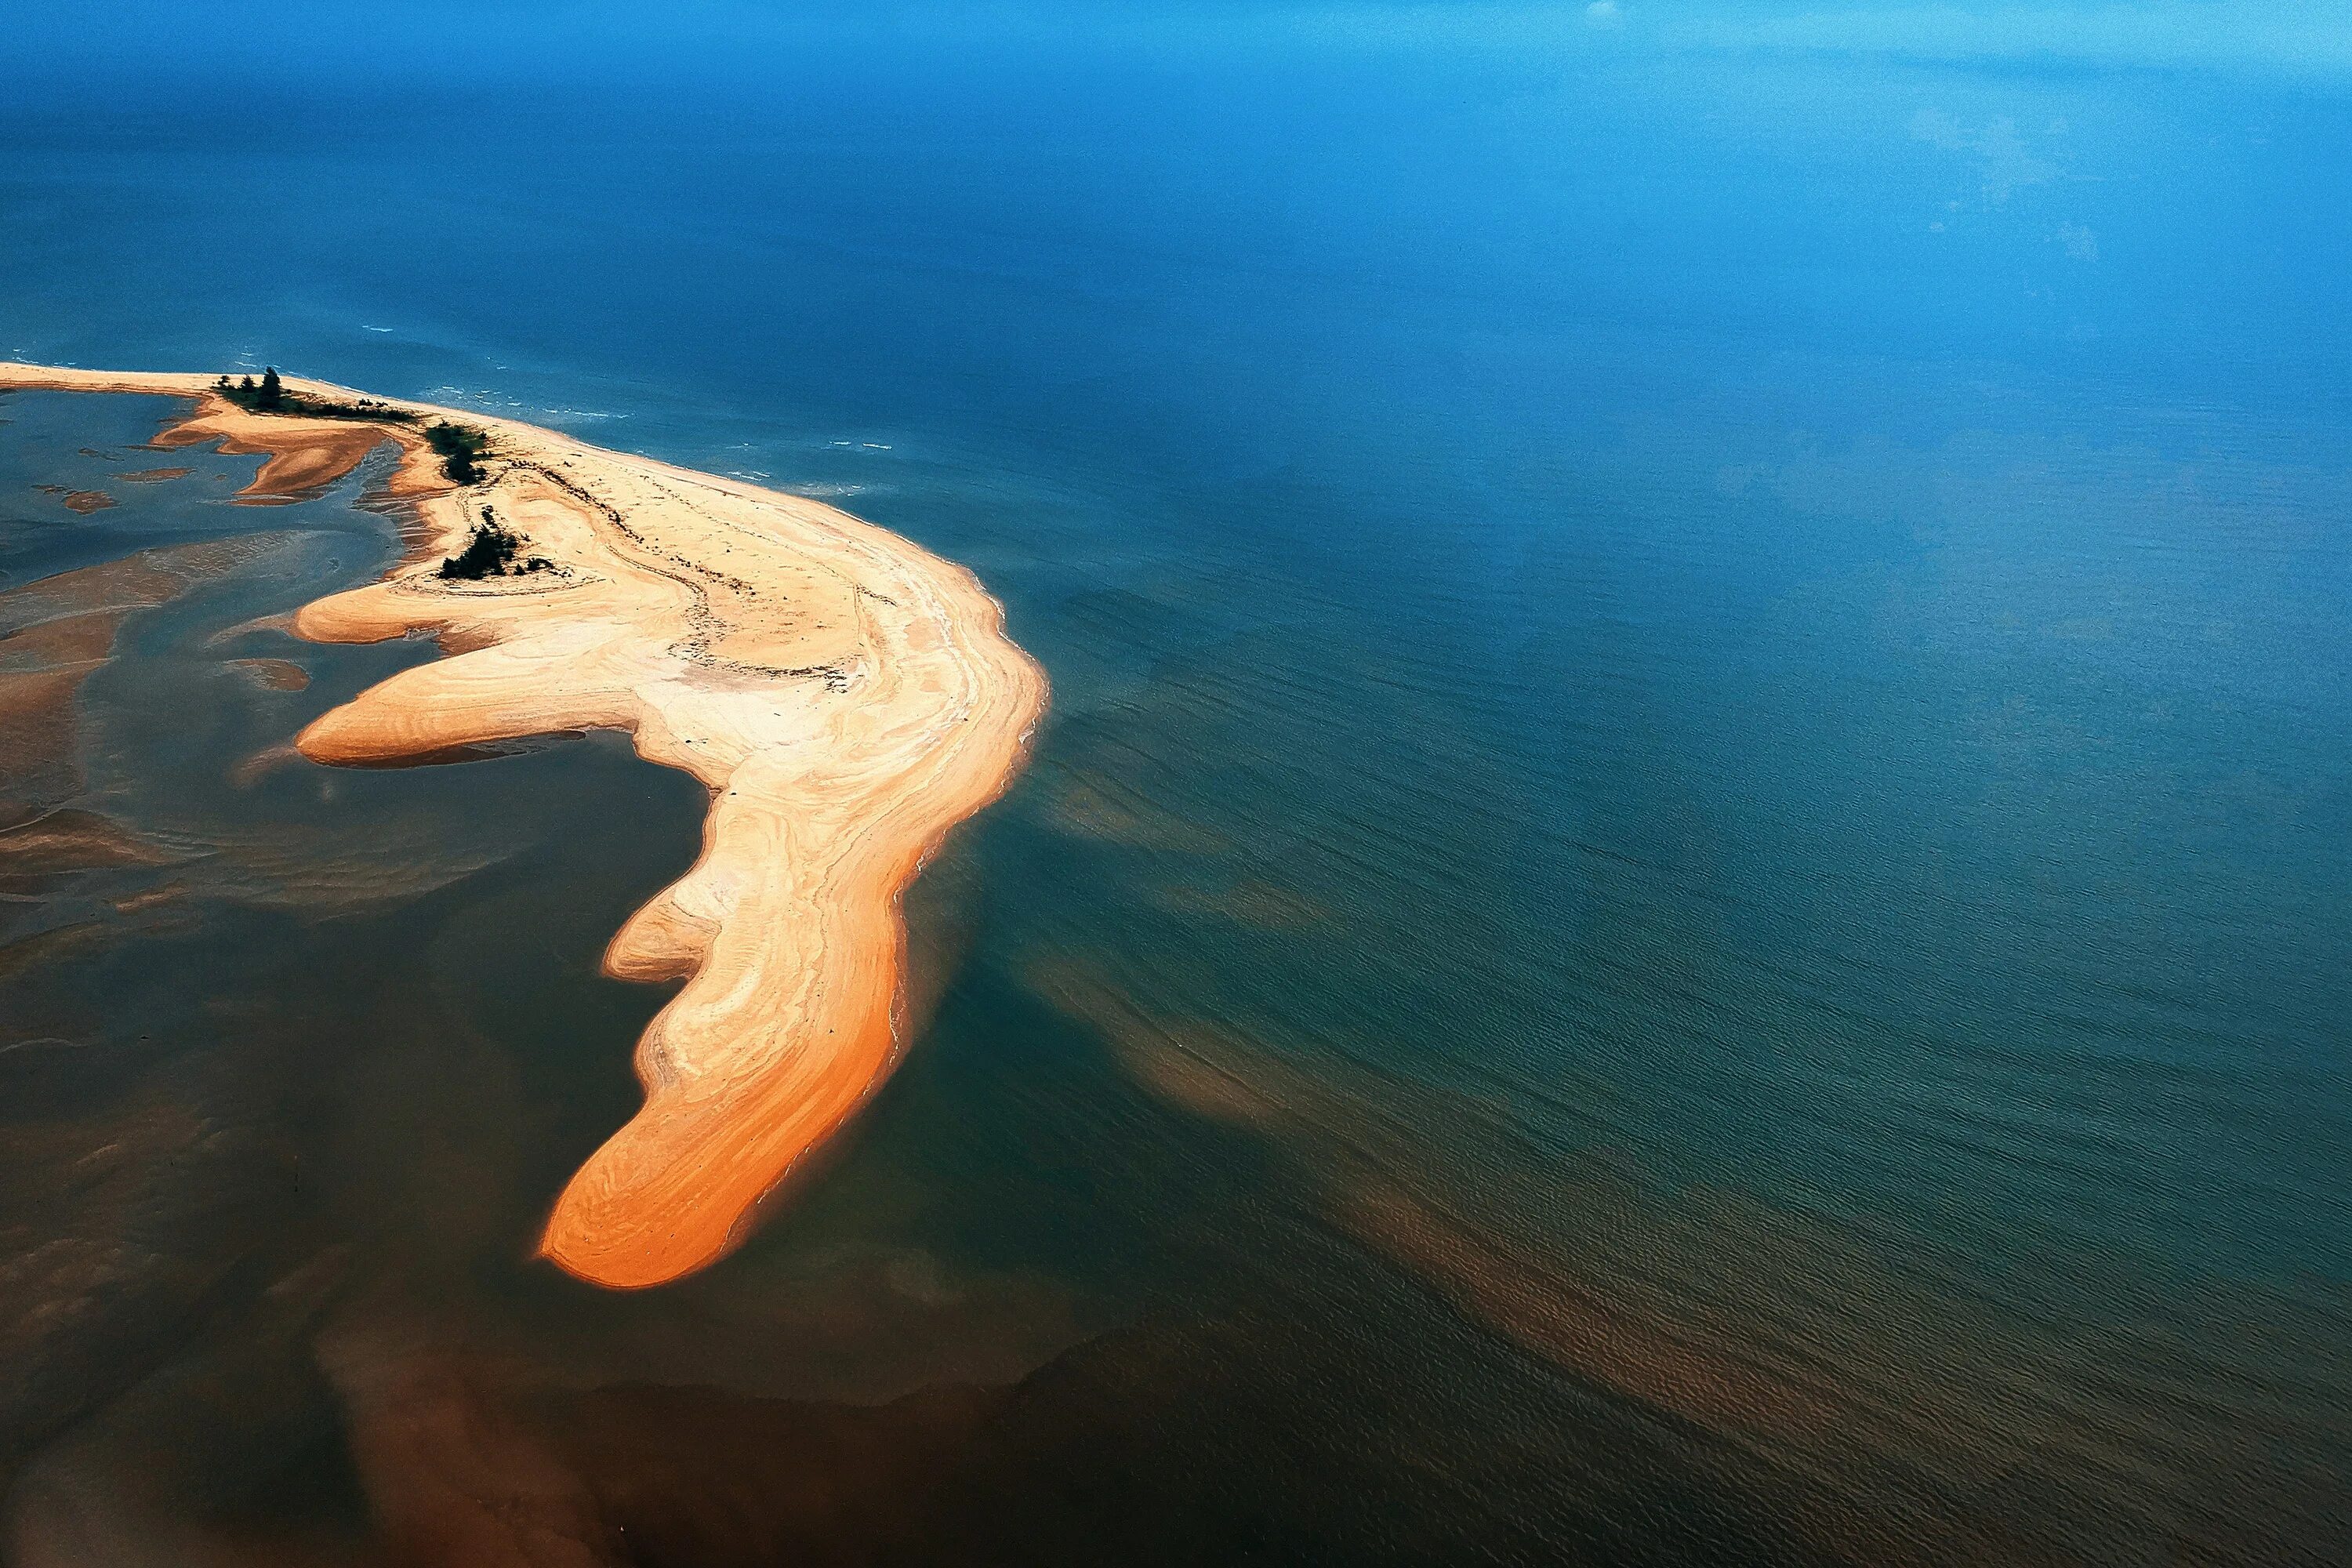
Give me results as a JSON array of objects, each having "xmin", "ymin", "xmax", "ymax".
[{"xmin": 0, "ymin": 362, "xmax": 1046, "ymax": 1289}]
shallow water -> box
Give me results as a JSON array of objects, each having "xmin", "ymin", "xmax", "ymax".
[{"xmin": 3, "ymin": 17, "xmax": 2350, "ymax": 1564}]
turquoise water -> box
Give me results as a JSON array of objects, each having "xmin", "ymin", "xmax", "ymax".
[{"xmin": 3, "ymin": 14, "xmax": 2350, "ymax": 1563}]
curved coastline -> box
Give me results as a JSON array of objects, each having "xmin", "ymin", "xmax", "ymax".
[{"xmin": 0, "ymin": 361, "xmax": 1047, "ymax": 1289}]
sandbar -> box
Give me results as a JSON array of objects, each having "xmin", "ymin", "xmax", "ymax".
[{"xmin": 0, "ymin": 362, "xmax": 1047, "ymax": 1289}]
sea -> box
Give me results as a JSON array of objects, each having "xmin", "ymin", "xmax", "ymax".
[{"xmin": 2, "ymin": 7, "xmax": 2347, "ymax": 1563}]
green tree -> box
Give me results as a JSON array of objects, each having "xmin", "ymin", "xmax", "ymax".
[
  {"xmin": 258, "ymin": 367, "xmax": 282, "ymax": 410},
  {"xmin": 426, "ymin": 422, "xmax": 489, "ymax": 485},
  {"xmin": 438, "ymin": 514, "xmax": 522, "ymax": 579}
]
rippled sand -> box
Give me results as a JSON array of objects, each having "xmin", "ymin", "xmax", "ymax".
[{"xmin": 0, "ymin": 363, "xmax": 1047, "ymax": 1290}]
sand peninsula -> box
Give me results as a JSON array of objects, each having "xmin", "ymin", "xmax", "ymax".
[{"xmin": 1, "ymin": 362, "xmax": 1046, "ymax": 1289}]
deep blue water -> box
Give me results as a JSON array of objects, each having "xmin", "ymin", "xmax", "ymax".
[{"xmin": 2, "ymin": 10, "xmax": 2348, "ymax": 1563}]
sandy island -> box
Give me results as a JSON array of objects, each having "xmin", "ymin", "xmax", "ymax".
[{"xmin": 1, "ymin": 362, "xmax": 1046, "ymax": 1289}]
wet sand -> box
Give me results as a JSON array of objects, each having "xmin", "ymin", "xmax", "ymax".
[{"xmin": 0, "ymin": 363, "xmax": 1048, "ymax": 1290}]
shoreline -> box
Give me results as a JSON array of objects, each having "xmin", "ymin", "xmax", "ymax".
[{"xmin": 0, "ymin": 361, "xmax": 1048, "ymax": 1290}]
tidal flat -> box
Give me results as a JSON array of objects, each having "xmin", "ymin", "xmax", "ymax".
[{"xmin": 4, "ymin": 20, "xmax": 2351, "ymax": 1559}]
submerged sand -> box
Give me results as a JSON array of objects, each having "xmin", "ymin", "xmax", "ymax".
[{"xmin": 0, "ymin": 362, "xmax": 1047, "ymax": 1289}]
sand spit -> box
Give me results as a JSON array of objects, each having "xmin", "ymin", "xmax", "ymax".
[{"xmin": 0, "ymin": 363, "xmax": 1047, "ymax": 1289}]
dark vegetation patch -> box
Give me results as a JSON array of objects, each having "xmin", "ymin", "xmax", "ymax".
[
  {"xmin": 439, "ymin": 506, "xmax": 553, "ymax": 582},
  {"xmin": 215, "ymin": 368, "xmax": 412, "ymax": 426},
  {"xmin": 214, "ymin": 369, "xmax": 495, "ymax": 485},
  {"xmin": 424, "ymin": 421, "xmax": 491, "ymax": 485}
]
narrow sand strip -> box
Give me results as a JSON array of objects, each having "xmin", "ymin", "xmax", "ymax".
[{"xmin": 1, "ymin": 363, "xmax": 1047, "ymax": 1288}]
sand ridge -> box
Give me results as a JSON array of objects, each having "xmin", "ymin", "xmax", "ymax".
[{"xmin": 0, "ymin": 362, "xmax": 1047, "ymax": 1288}]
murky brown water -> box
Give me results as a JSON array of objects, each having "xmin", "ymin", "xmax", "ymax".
[{"xmin": 5, "ymin": 386, "xmax": 2349, "ymax": 1566}]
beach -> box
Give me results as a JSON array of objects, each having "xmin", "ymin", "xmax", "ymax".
[{"xmin": 0, "ymin": 362, "xmax": 1047, "ymax": 1290}]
